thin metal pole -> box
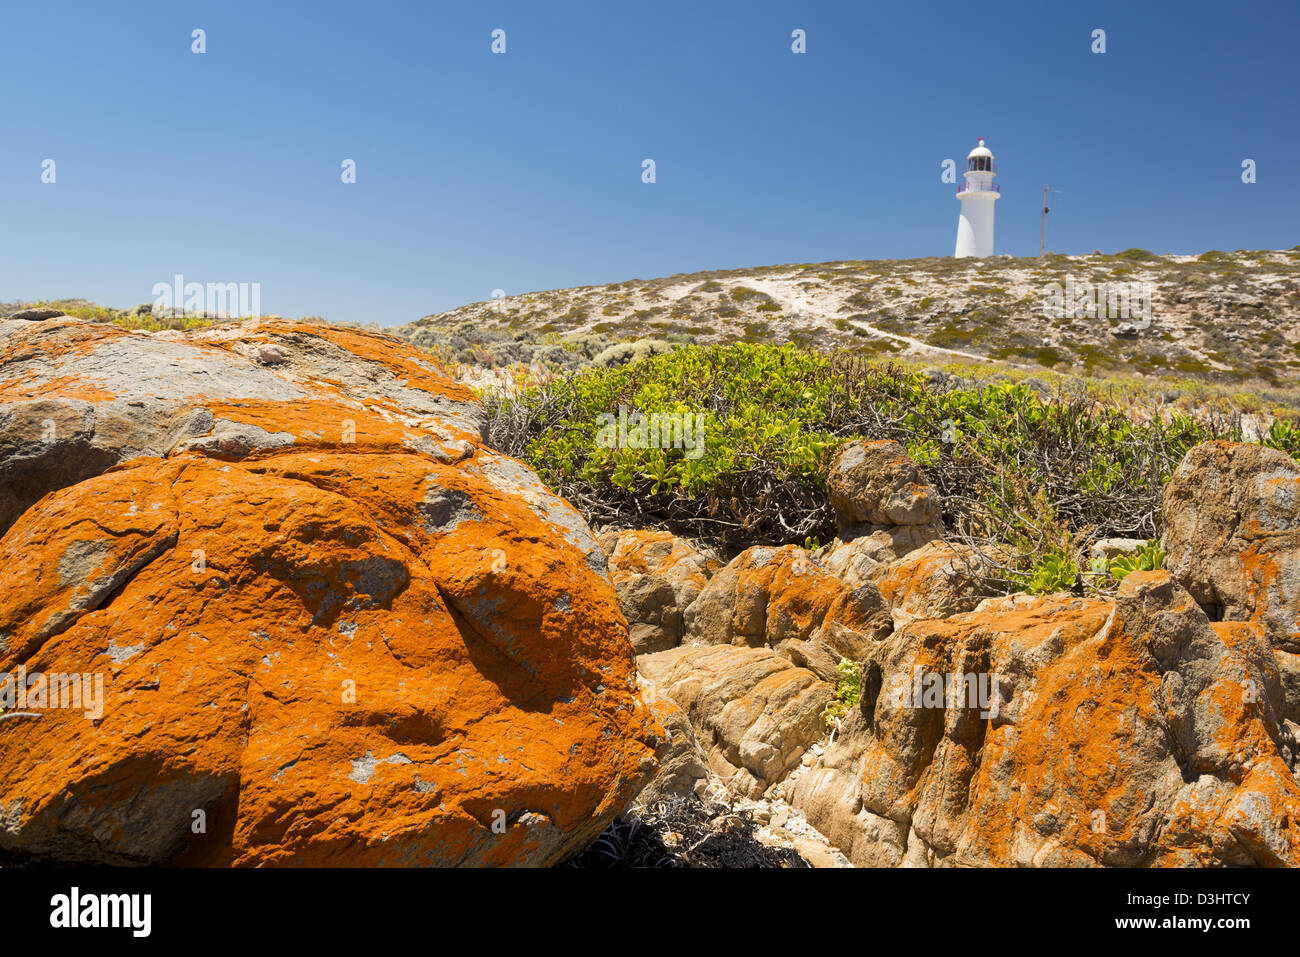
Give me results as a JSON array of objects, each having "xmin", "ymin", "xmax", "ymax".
[{"xmin": 1040, "ymin": 186, "xmax": 1048, "ymax": 257}]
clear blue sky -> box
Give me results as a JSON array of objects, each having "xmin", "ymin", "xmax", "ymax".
[{"xmin": 2, "ymin": 0, "xmax": 1296, "ymax": 324}]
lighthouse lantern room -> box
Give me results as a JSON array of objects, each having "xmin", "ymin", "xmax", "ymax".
[{"xmin": 954, "ymin": 138, "xmax": 999, "ymax": 258}]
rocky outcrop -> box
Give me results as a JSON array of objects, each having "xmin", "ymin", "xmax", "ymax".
[
  {"xmin": 0, "ymin": 318, "xmax": 658, "ymax": 867},
  {"xmin": 682, "ymin": 544, "xmax": 892, "ymax": 682},
  {"xmin": 638, "ymin": 645, "xmax": 832, "ymax": 799},
  {"xmin": 871, "ymin": 541, "xmax": 1002, "ymax": 629},
  {"xmin": 826, "ymin": 439, "xmax": 940, "ymax": 533},
  {"xmin": 598, "ymin": 529, "xmax": 719, "ymax": 654},
  {"xmin": 814, "ymin": 440, "xmax": 944, "ymax": 586},
  {"xmin": 635, "ymin": 686, "xmax": 711, "ymax": 805},
  {"xmin": 790, "ymin": 572, "xmax": 1300, "ymax": 867},
  {"xmin": 1163, "ymin": 441, "xmax": 1300, "ymax": 655}
]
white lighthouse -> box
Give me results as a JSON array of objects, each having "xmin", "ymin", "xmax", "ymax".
[{"xmin": 954, "ymin": 138, "xmax": 999, "ymax": 258}]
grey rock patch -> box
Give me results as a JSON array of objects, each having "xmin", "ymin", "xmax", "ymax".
[
  {"xmin": 57, "ymin": 539, "xmax": 114, "ymax": 587},
  {"xmin": 349, "ymin": 750, "xmax": 413, "ymax": 785},
  {"xmin": 419, "ymin": 483, "xmax": 482, "ymax": 534},
  {"xmin": 170, "ymin": 419, "xmax": 296, "ymax": 459},
  {"xmin": 0, "ymin": 799, "xmax": 23, "ymax": 836},
  {"xmin": 107, "ymin": 638, "xmax": 145, "ymax": 663},
  {"xmin": 6, "ymin": 308, "xmax": 66, "ymax": 322}
]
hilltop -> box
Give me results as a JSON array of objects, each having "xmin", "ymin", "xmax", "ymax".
[{"xmin": 396, "ymin": 247, "xmax": 1300, "ymax": 397}]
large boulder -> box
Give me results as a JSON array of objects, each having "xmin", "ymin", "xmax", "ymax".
[
  {"xmin": 682, "ymin": 544, "xmax": 892, "ymax": 682},
  {"xmin": 790, "ymin": 572, "xmax": 1300, "ymax": 867},
  {"xmin": 0, "ymin": 318, "xmax": 659, "ymax": 866},
  {"xmin": 1163, "ymin": 441, "xmax": 1300, "ymax": 654},
  {"xmin": 638, "ymin": 645, "xmax": 832, "ymax": 799},
  {"xmin": 826, "ymin": 440, "xmax": 939, "ymax": 532},
  {"xmin": 597, "ymin": 529, "xmax": 719, "ymax": 654}
]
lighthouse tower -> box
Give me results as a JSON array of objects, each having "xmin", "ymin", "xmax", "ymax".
[{"xmin": 954, "ymin": 138, "xmax": 999, "ymax": 258}]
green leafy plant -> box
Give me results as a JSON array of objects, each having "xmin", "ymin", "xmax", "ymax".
[
  {"xmin": 1020, "ymin": 551, "xmax": 1079, "ymax": 595},
  {"xmin": 1263, "ymin": 417, "xmax": 1300, "ymax": 457},
  {"xmin": 822, "ymin": 659, "xmax": 862, "ymax": 729},
  {"xmin": 1108, "ymin": 541, "xmax": 1166, "ymax": 580}
]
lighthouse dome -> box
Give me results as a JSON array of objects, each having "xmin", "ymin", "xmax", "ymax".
[{"xmin": 966, "ymin": 138, "xmax": 994, "ymax": 172}]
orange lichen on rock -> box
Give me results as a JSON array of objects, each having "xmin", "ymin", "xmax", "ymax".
[
  {"xmin": 870, "ymin": 540, "xmax": 1003, "ymax": 628},
  {"xmin": 0, "ymin": 372, "xmax": 118, "ymax": 403},
  {"xmin": 0, "ymin": 319, "xmax": 660, "ymax": 866},
  {"xmin": 792, "ymin": 572, "xmax": 1300, "ymax": 868},
  {"xmin": 1163, "ymin": 441, "xmax": 1300, "ymax": 656},
  {"xmin": 597, "ymin": 530, "xmax": 719, "ymax": 653},
  {"xmin": 599, "ymin": 529, "xmax": 718, "ymax": 590},
  {"xmin": 0, "ymin": 317, "xmax": 492, "ymax": 538},
  {"xmin": 683, "ymin": 544, "xmax": 892, "ymax": 680}
]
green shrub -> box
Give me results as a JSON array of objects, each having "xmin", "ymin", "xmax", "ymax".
[
  {"xmin": 1035, "ymin": 346, "xmax": 1062, "ymax": 368},
  {"xmin": 486, "ymin": 343, "xmax": 1237, "ymax": 553}
]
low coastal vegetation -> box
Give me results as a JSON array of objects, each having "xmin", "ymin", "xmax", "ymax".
[{"xmin": 486, "ymin": 341, "xmax": 1290, "ymax": 590}]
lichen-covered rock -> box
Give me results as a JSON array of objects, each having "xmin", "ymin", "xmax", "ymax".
[
  {"xmin": 813, "ymin": 523, "xmax": 943, "ymax": 588},
  {"xmin": 634, "ymin": 681, "xmax": 710, "ymax": 804},
  {"xmin": 871, "ymin": 541, "xmax": 1002, "ymax": 629},
  {"xmin": 790, "ymin": 572, "xmax": 1300, "ymax": 867},
  {"xmin": 1278, "ymin": 649, "xmax": 1300, "ymax": 724},
  {"xmin": 597, "ymin": 529, "xmax": 719, "ymax": 654},
  {"xmin": 682, "ymin": 544, "xmax": 892, "ymax": 682},
  {"xmin": 638, "ymin": 645, "xmax": 832, "ymax": 799},
  {"xmin": 0, "ymin": 317, "xmax": 489, "ymax": 538},
  {"xmin": 826, "ymin": 439, "xmax": 939, "ymax": 533},
  {"xmin": 0, "ymin": 319, "xmax": 658, "ymax": 866},
  {"xmin": 1163, "ymin": 441, "xmax": 1300, "ymax": 655}
]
